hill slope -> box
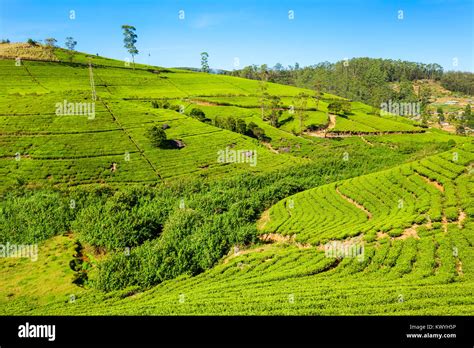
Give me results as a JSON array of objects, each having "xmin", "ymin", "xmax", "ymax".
[{"xmin": 0, "ymin": 48, "xmax": 472, "ymax": 316}]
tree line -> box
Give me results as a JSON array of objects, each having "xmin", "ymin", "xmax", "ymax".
[{"xmin": 224, "ymin": 58, "xmax": 474, "ymax": 107}]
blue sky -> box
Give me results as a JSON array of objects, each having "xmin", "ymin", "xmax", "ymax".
[{"xmin": 1, "ymin": 0, "xmax": 473, "ymax": 71}]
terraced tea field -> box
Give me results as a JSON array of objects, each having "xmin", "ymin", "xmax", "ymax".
[
  {"xmin": 0, "ymin": 46, "xmax": 472, "ymax": 316},
  {"xmin": 1, "ymin": 144, "xmax": 471, "ymax": 316}
]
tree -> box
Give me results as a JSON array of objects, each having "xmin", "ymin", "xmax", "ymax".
[
  {"xmin": 327, "ymin": 101, "xmax": 342, "ymax": 115},
  {"xmin": 225, "ymin": 116, "xmax": 237, "ymax": 132},
  {"xmin": 190, "ymin": 108, "xmax": 206, "ymax": 121},
  {"xmin": 259, "ymin": 64, "xmax": 268, "ymax": 81},
  {"xmin": 273, "ymin": 63, "xmax": 284, "ymax": 71},
  {"xmin": 65, "ymin": 37, "xmax": 77, "ymax": 50},
  {"xmin": 44, "ymin": 38, "xmax": 57, "ymax": 47},
  {"xmin": 268, "ymin": 95, "xmax": 283, "ymax": 127},
  {"xmin": 341, "ymin": 101, "xmax": 352, "ymax": 114},
  {"xmin": 463, "ymin": 104, "xmax": 473, "ymax": 129},
  {"xmin": 236, "ymin": 119, "xmax": 247, "ymax": 134},
  {"xmin": 437, "ymin": 107, "xmax": 445, "ymax": 124},
  {"xmin": 258, "ymin": 80, "xmax": 269, "ymax": 120},
  {"xmin": 294, "ymin": 93, "xmax": 309, "ymax": 134},
  {"xmin": 314, "ymin": 92, "xmax": 323, "ymax": 111},
  {"xmin": 146, "ymin": 126, "xmax": 167, "ymax": 147},
  {"xmin": 121, "ymin": 25, "xmax": 138, "ymax": 69},
  {"xmin": 456, "ymin": 123, "xmax": 465, "ymax": 135},
  {"xmin": 26, "ymin": 38, "xmax": 37, "ymax": 46},
  {"xmin": 200, "ymin": 52, "xmax": 209, "ymax": 73},
  {"xmin": 247, "ymin": 122, "xmax": 266, "ymax": 140},
  {"xmin": 65, "ymin": 37, "xmax": 77, "ymax": 62}
]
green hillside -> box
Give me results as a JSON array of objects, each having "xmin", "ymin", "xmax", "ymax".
[{"xmin": 0, "ymin": 47, "xmax": 472, "ymax": 316}]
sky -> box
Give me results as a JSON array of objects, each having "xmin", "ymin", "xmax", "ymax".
[{"xmin": 1, "ymin": 0, "xmax": 473, "ymax": 71}]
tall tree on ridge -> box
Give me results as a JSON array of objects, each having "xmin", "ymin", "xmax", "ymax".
[
  {"xmin": 121, "ymin": 25, "xmax": 138, "ymax": 69},
  {"xmin": 200, "ymin": 52, "xmax": 210, "ymax": 73},
  {"xmin": 65, "ymin": 37, "xmax": 77, "ymax": 62}
]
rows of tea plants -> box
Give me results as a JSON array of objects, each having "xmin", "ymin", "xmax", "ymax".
[
  {"xmin": 262, "ymin": 144, "xmax": 473, "ymax": 245},
  {"xmin": 5, "ymin": 218, "xmax": 471, "ymax": 315}
]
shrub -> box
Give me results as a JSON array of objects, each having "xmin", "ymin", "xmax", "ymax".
[
  {"xmin": 27, "ymin": 38, "xmax": 37, "ymax": 46},
  {"xmin": 190, "ymin": 108, "xmax": 206, "ymax": 121},
  {"xmin": 247, "ymin": 122, "xmax": 268, "ymax": 140},
  {"xmin": 170, "ymin": 105, "xmax": 180, "ymax": 112},
  {"xmin": 236, "ymin": 119, "xmax": 247, "ymax": 134},
  {"xmin": 444, "ymin": 207, "xmax": 459, "ymax": 221},
  {"xmin": 72, "ymin": 190, "xmax": 171, "ymax": 250},
  {"xmin": 0, "ymin": 191, "xmax": 73, "ymax": 244},
  {"xmin": 151, "ymin": 100, "xmax": 161, "ymax": 108}
]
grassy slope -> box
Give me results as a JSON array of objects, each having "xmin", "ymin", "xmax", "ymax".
[
  {"xmin": 1, "ymin": 144, "xmax": 472, "ymax": 315},
  {"xmin": 0, "ymin": 47, "xmax": 472, "ymax": 315},
  {"xmin": 0, "ymin": 56, "xmax": 312, "ymax": 192}
]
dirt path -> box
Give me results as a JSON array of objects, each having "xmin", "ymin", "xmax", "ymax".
[
  {"xmin": 259, "ymin": 233, "xmax": 311, "ymax": 249},
  {"xmin": 306, "ymin": 113, "xmax": 336, "ymax": 137},
  {"xmin": 360, "ymin": 136, "xmax": 374, "ymax": 146},
  {"xmin": 458, "ymin": 211, "xmax": 466, "ymax": 228},
  {"xmin": 262, "ymin": 142, "xmax": 279, "ymax": 154},
  {"xmin": 187, "ymin": 99, "xmax": 221, "ymax": 106},
  {"xmin": 417, "ymin": 173, "xmax": 445, "ymax": 192},
  {"xmin": 377, "ymin": 224, "xmax": 420, "ymax": 241},
  {"xmin": 335, "ymin": 187, "xmax": 372, "ymax": 219}
]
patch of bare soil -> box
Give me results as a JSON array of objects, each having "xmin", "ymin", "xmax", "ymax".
[
  {"xmin": 222, "ymin": 244, "xmax": 274, "ymax": 264},
  {"xmin": 458, "ymin": 211, "xmax": 466, "ymax": 228},
  {"xmin": 377, "ymin": 225, "xmax": 420, "ymax": 240},
  {"xmin": 456, "ymin": 260, "xmax": 464, "ymax": 276},
  {"xmin": 418, "ymin": 173, "xmax": 445, "ymax": 192},
  {"xmin": 306, "ymin": 113, "xmax": 336, "ymax": 138},
  {"xmin": 360, "ymin": 136, "xmax": 374, "ymax": 146},
  {"xmin": 262, "ymin": 142, "xmax": 279, "ymax": 154},
  {"xmin": 187, "ymin": 99, "xmax": 220, "ymax": 106}
]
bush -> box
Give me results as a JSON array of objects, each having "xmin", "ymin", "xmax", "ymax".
[
  {"xmin": 190, "ymin": 108, "xmax": 206, "ymax": 121},
  {"xmin": 146, "ymin": 125, "xmax": 167, "ymax": 147},
  {"xmin": 170, "ymin": 105, "xmax": 180, "ymax": 112},
  {"xmin": 151, "ymin": 100, "xmax": 161, "ymax": 108},
  {"xmin": 445, "ymin": 207, "xmax": 459, "ymax": 221},
  {"xmin": 72, "ymin": 190, "xmax": 171, "ymax": 250},
  {"xmin": 26, "ymin": 38, "xmax": 37, "ymax": 46},
  {"xmin": 247, "ymin": 122, "xmax": 268, "ymax": 140},
  {"xmin": 0, "ymin": 191, "xmax": 73, "ymax": 244}
]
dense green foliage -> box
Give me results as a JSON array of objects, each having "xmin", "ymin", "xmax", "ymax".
[
  {"xmin": 146, "ymin": 125, "xmax": 167, "ymax": 148},
  {"xmin": 441, "ymin": 71, "xmax": 474, "ymax": 96}
]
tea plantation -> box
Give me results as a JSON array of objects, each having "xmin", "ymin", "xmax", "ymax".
[{"xmin": 0, "ymin": 47, "xmax": 472, "ymax": 315}]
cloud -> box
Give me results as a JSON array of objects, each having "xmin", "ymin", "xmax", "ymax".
[{"xmin": 191, "ymin": 13, "xmax": 225, "ymax": 29}]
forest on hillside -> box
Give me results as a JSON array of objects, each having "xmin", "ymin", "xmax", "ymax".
[{"xmin": 225, "ymin": 58, "xmax": 474, "ymax": 106}]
